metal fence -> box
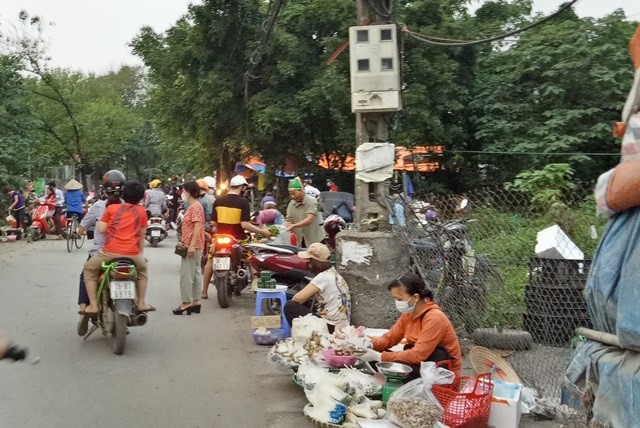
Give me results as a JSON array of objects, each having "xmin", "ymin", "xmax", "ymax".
[{"xmin": 387, "ymin": 187, "xmax": 606, "ymax": 419}]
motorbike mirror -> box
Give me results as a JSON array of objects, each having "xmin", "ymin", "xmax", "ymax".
[{"xmin": 459, "ymin": 198, "xmax": 469, "ymax": 210}]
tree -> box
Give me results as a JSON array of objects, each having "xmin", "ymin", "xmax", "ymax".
[
  {"xmin": 471, "ymin": 9, "xmax": 637, "ymax": 184},
  {"xmin": 0, "ymin": 54, "xmax": 36, "ymax": 189}
]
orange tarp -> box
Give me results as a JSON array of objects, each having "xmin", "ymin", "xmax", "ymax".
[{"xmin": 318, "ymin": 146, "xmax": 444, "ymax": 172}]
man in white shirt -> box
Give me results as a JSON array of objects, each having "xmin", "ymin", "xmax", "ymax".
[
  {"xmin": 303, "ymin": 178, "xmax": 320, "ymax": 198},
  {"xmin": 47, "ymin": 181, "xmax": 65, "ymax": 235}
]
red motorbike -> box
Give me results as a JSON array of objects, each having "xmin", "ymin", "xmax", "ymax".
[
  {"xmin": 211, "ymin": 234, "xmax": 250, "ymax": 308},
  {"xmin": 27, "ymin": 196, "xmax": 66, "ymax": 242}
]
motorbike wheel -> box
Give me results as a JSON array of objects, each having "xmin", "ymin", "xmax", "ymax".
[
  {"xmin": 472, "ymin": 328, "xmax": 533, "ymax": 351},
  {"xmin": 151, "ymin": 237, "xmax": 159, "ymax": 247},
  {"xmin": 215, "ymin": 273, "xmax": 231, "ymax": 308},
  {"xmin": 262, "ymin": 298, "xmax": 282, "ymax": 316},
  {"xmin": 111, "ymin": 313, "xmax": 127, "ymax": 355},
  {"xmin": 30, "ymin": 228, "xmax": 40, "ymax": 242}
]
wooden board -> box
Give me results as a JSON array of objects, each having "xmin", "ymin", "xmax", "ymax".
[{"xmin": 251, "ymin": 315, "xmax": 281, "ymax": 329}]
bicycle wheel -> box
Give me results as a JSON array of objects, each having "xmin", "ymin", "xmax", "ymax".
[
  {"xmin": 66, "ymin": 223, "xmax": 73, "ymax": 252},
  {"xmin": 73, "ymin": 218, "xmax": 84, "ymax": 249}
]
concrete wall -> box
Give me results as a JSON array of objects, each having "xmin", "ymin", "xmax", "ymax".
[{"xmin": 336, "ymin": 230, "xmax": 410, "ymax": 328}]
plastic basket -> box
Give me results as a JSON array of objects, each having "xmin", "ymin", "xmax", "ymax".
[{"xmin": 432, "ymin": 372, "xmax": 493, "ymax": 428}]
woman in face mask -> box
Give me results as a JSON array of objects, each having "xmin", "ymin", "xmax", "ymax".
[{"xmin": 358, "ymin": 273, "xmax": 462, "ymax": 379}]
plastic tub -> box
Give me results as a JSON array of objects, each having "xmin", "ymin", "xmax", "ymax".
[
  {"xmin": 322, "ymin": 349, "xmax": 358, "ymax": 368},
  {"xmin": 252, "ymin": 328, "xmax": 284, "ymax": 346}
]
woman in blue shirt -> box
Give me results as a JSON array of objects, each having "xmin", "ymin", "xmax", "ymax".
[{"xmin": 64, "ymin": 179, "xmax": 87, "ymax": 221}]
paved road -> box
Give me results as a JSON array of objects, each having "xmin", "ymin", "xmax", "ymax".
[
  {"xmin": 0, "ymin": 234, "xmax": 307, "ymax": 428},
  {"xmin": 0, "ymin": 235, "xmax": 563, "ymax": 428}
]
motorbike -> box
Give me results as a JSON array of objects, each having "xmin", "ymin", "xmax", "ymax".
[
  {"xmin": 211, "ymin": 234, "xmax": 250, "ymax": 308},
  {"xmin": 81, "ymin": 258, "xmax": 148, "ymax": 355},
  {"xmin": 26, "ymin": 197, "xmax": 67, "ymax": 242},
  {"xmin": 145, "ymin": 216, "xmax": 168, "ymax": 247}
]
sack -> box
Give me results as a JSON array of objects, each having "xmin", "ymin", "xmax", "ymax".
[
  {"xmin": 606, "ymin": 158, "xmax": 640, "ymax": 212},
  {"xmin": 174, "ymin": 243, "xmax": 188, "ymax": 257}
]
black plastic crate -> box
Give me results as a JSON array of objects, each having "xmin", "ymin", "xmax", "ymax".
[
  {"xmin": 524, "ymin": 284, "xmax": 588, "ymax": 317},
  {"xmin": 528, "ymin": 257, "xmax": 591, "ymax": 288},
  {"xmin": 523, "ymin": 313, "xmax": 591, "ymax": 347}
]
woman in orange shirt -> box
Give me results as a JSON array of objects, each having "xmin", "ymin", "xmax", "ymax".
[{"xmin": 359, "ymin": 273, "xmax": 462, "ymax": 380}]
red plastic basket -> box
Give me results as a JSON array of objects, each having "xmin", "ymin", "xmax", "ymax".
[{"xmin": 432, "ymin": 372, "xmax": 493, "ymax": 428}]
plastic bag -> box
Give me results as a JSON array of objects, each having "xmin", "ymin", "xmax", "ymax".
[
  {"xmin": 291, "ymin": 314, "xmax": 329, "ymax": 341},
  {"xmin": 386, "ymin": 362, "xmax": 455, "ymax": 428}
]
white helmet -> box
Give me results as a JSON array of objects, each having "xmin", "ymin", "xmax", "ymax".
[
  {"xmin": 229, "ymin": 175, "xmax": 248, "ymax": 187},
  {"xmin": 203, "ymin": 176, "xmax": 216, "ymax": 189}
]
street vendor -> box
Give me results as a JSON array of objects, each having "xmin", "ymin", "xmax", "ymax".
[
  {"xmin": 359, "ymin": 273, "xmax": 462, "ymax": 379},
  {"xmin": 283, "ymin": 242, "xmax": 350, "ymax": 334}
]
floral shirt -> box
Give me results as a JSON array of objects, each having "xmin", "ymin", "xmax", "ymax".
[
  {"xmin": 311, "ymin": 267, "xmax": 350, "ymax": 326},
  {"xmin": 181, "ymin": 202, "xmax": 205, "ymax": 250}
]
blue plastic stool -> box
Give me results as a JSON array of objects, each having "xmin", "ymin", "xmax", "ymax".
[{"xmin": 254, "ymin": 289, "xmax": 290, "ymax": 338}]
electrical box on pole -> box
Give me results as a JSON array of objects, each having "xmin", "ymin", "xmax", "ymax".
[{"xmin": 349, "ymin": 24, "xmax": 401, "ymax": 113}]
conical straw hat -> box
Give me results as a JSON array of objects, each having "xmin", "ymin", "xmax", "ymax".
[
  {"xmin": 469, "ymin": 346, "xmax": 521, "ymax": 384},
  {"xmin": 64, "ymin": 179, "xmax": 83, "ymax": 190}
]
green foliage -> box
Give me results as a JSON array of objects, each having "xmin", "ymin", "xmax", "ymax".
[
  {"xmin": 469, "ymin": 199, "xmax": 606, "ymax": 328},
  {"xmin": 505, "ymin": 163, "xmax": 575, "ymax": 211},
  {"xmin": 0, "ymin": 54, "xmax": 36, "ymax": 189}
]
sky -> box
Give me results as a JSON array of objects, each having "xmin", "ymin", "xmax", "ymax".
[{"xmin": 0, "ymin": 0, "xmax": 638, "ymax": 74}]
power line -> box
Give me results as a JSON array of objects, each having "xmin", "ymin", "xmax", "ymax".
[
  {"xmin": 450, "ymin": 150, "xmax": 619, "ymax": 157},
  {"xmin": 399, "ymin": 0, "xmax": 580, "ymax": 47}
]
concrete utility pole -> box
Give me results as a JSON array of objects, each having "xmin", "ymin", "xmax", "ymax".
[{"xmin": 354, "ymin": 0, "xmax": 390, "ymax": 231}]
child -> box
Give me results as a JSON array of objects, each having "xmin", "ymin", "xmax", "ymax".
[{"xmin": 82, "ymin": 181, "xmax": 154, "ymax": 314}]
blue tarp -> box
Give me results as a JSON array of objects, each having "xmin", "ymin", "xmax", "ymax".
[{"xmin": 564, "ymin": 207, "xmax": 640, "ymax": 427}]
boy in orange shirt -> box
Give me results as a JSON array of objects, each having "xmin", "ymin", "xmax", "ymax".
[{"xmin": 82, "ymin": 181, "xmax": 154, "ymax": 314}]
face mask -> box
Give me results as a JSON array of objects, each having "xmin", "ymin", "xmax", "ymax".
[
  {"xmin": 395, "ymin": 297, "xmax": 416, "ymax": 314},
  {"xmin": 207, "ymin": 188, "xmax": 214, "ymax": 195},
  {"xmin": 181, "ymin": 192, "xmax": 188, "ymax": 202}
]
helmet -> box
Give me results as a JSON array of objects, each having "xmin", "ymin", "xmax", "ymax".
[
  {"xmin": 203, "ymin": 176, "xmax": 216, "ymax": 189},
  {"xmin": 149, "ymin": 179, "xmax": 161, "ymax": 189},
  {"xmin": 102, "ymin": 170, "xmax": 126, "ymax": 194},
  {"xmin": 229, "ymin": 175, "xmax": 248, "ymax": 187},
  {"xmin": 196, "ymin": 179, "xmax": 208, "ymax": 191}
]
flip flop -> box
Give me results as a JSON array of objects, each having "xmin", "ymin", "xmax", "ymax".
[{"xmin": 137, "ymin": 306, "xmax": 156, "ymax": 312}]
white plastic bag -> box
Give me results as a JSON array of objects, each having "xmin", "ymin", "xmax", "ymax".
[
  {"xmin": 385, "ymin": 362, "xmax": 455, "ymax": 428},
  {"xmin": 291, "ymin": 314, "xmax": 330, "ymax": 341}
]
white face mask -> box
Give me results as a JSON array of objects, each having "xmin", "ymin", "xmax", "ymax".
[
  {"xmin": 181, "ymin": 192, "xmax": 188, "ymax": 202},
  {"xmin": 395, "ymin": 297, "xmax": 416, "ymax": 314},
  {"xmin": 207, "ymin": 188, "xmax": 214, "ymax": 195}
]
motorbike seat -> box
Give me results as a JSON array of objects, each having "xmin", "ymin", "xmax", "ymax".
[
  {"xmin": 110, "ymin": 257, "xmax": 136, "ymax": 268},
  {"xmin": 264, "ymin": 244, "xmax": 305, "ymax": 254}
]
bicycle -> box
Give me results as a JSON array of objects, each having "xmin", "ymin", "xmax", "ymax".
[{"xmin": 65, "ymin": 214, "xmax": 85, "ymax": 252}]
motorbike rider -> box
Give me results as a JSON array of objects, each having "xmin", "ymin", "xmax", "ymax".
[
  {"xmin": 75, "ymin": 179, "xmax": 123, "ymax": 335},
  {"xmin": 196, "ymin": 179, "xmax": 214, "ymax": 222},
  {"xmin": 82, "ymin": 178, "xmax": 155, "ymax": 315},
  {"xmin": 283, "ymin": 243, "xmax": 350, "ymax": 334},
  {"xmin": 358, "ymin": 273, "xmax": 462, "ymax": 379},
  {"xmin": 285, "ymin": 179, "xmax": 325, "ymax": 246},
  {"xmin": 46, "ymin": 181, "xmax": 65, "ymax": 235},
  {"xmin": 144, "ymin": 179, "xmax": 167, "ymax": 220},
  {"xmin": 201, "ymin": 175, "xmax": 271, "ymax": 299}
]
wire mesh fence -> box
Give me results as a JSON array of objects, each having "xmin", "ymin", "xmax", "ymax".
[{"xmin": 387, "ymin": 186, "xmax": 606, "ymax": 418}]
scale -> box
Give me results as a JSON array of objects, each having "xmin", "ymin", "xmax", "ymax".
[{"xmin": 376, "ymin": 362, "xmax": 412, "ymax": 402}]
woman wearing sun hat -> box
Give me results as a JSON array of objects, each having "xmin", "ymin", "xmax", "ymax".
[
  {"xmin": 64, "ymin": 179, "xmax": 87, "ymax": 221},
  {"xmin": 283, "ymin": 242, "xmax": 350, "ymax": 333}
]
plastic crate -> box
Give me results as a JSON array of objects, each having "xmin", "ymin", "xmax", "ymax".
[
  {"xmin": 528, "ymin": 257, "xmax": 591, "ymax": 289},
  {"xmin": 524, "ymin": 284, "xmax": 589, "ymax": 317},
  {"xmin": 432, "ymin": 372, "xmax": 493, "ymax": 428}
]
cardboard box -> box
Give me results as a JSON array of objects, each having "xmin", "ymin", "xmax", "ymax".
[
  {"xmin": 535, "ymin": 225, "xmax": 584, "ymax": 260},
  {"xmin": 250, "ymin": 316, "xmax": 281, "ymax": 329},
  {"xmin": 488, "ymin": 381, "xmax": 522, "ymax": 428}
]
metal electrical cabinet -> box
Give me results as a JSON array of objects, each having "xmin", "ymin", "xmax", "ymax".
[{"xmin": 349, "ymin": 24, "xmax": 402, "ymax": 113}]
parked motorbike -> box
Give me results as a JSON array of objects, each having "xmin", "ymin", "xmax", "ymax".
[
  {"xmin": 80, "ymin": 258, "xmax": 148, "ymax": 355},
  {"xmin": 145, "ymin": 216, "xmax": 168, "ymax": 247},
  {"xmin": 26, "ymin": 197, "xmax": 66, "ymax": 242},
  {"xmin": 211, "ymin": 234, "xmax": 250, "ymax": 308}
]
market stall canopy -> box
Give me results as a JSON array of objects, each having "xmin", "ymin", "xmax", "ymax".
[
  {"xmin": 318, "ymin": 146, "xmax": 444, "ymax": 172},
  {"xmin": 235, "ymin": 156, "xmax": 266, "ymax": 174}
]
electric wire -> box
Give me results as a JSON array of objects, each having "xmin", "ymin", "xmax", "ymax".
[
  {"xmin": 397, "ymin": 0, "xmax": 580, "ymax": 47},
  {"xmin": 449, "ymin": 150, "xmax": 619, "ymax": 157}
]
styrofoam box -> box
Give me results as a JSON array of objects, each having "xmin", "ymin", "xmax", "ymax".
[
  {"xmin": 534, "ymin": 225, "xmax": 584, "ymax": 260},
  {"xmin": 489, "ymin": 381, "xmax": 522, "ymax": 428}
]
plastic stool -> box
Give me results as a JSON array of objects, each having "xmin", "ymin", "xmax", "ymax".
[{"xmin": 254, "ymin": 290, "xmax": 290, "ymax": 338}]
